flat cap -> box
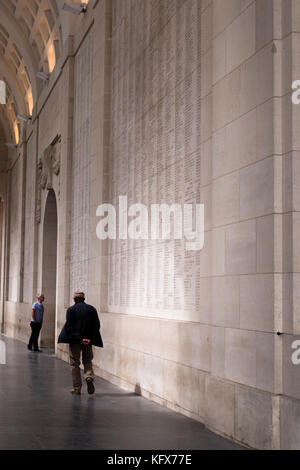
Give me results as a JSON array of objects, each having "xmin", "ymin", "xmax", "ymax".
[{"xmin": 73, "ymin": 291, "xmax": 85, "ymax": 298}]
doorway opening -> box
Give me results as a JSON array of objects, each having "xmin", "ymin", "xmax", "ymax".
[
  {"xmin": 41, "ymin": 189, "xmax": 57, "ymax": 348},
  {"xmin": 0, "ymin": 197, "xmax": 5, "ymax": 332}
]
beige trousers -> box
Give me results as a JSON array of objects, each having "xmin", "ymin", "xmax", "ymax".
[{"xmin": 69, "ymin": 343, "xmax": 94, "ymax": 389}]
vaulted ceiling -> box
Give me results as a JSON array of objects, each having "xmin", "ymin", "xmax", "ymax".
[
  {"xmin": 0, "ymin": 0, "xmax": 88, "ymax": 148},
  {"xmin": 0, "ymin": 0, "xmax": 63, "ymax": 145}
]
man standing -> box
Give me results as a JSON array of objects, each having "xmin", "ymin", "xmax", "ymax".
[
  {"xmin": 58, "ymin": 291, "xmax": 103, "ymax": 395},
  {"xmin": 27, "ymin": 294, "xmax": 45, "ymax": 352}
]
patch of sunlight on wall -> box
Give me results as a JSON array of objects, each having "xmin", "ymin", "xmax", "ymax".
[
  {"xmin": 47, "ymin": 43, "xmax": 56, "ymax": 73},
  {"xmin": 13, "ymin": 121, "xmax": 19, "ymax": 145},
  {"xmin": 27, "ymin": 88, "xmax": 33, "ymax": 115}
]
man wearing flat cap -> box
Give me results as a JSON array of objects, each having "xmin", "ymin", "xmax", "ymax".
[{"xmin": 58, "ymin": 291, "xmax": 103, "ymax": 395}]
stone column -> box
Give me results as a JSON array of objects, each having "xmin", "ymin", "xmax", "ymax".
[
  {"xmin": 278, "ymin": 0, "xmax": 300, "ymax": 450},
  {"xmin": 56, "ymin": 38, "xmax": 75, "ymax": 349},
  {"xmin": 18, "ymin": 122, "xmax": 27, "ymax": 303},
  {"xmin": 2, "ymin": 163, "xmax": 11, "ymax": 331},
  {"xmin": 209, "ymin": 0, "xmax": 277, "ymax": 449}
]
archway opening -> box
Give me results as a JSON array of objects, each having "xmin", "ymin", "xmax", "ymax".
[
  {"xmin": 0, "ymin": 197, "xmax": 5, "ymax": 332},
  {"xmin": 41, "ymin": 189, "xmax": 57, "ymax": 349}
]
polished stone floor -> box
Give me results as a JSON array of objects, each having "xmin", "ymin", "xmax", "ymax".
[{"xmin": 0, "ymin": 335, "xmax": 244, "ymax": 450}]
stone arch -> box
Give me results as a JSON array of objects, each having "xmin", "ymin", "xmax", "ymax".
[{"xmin": 40, "ymin": 188, "xmax": 58, "ymax": 348}]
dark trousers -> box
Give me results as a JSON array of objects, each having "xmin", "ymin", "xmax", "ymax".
[
  {"xmin": 28, "ymin": 322, "xmax": 42, "ymax": 350},
  {"xmin": 69, "ymin": 344, "xmax": 94, "ymax": 389}
]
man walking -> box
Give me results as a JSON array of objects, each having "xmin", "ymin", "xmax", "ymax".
[
  {"xmin": 27, "ymin": 294, "xmax": 45, "ymax": 352},
  {"xmin": 58, "ymin": 291, "xmax": 103, "ymax": 395}
]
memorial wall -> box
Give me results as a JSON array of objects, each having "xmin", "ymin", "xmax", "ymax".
[{"xmin": 108, "ymin": 0, "xmax": 202, "ymax": 319}]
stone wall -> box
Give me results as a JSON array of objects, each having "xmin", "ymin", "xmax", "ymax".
[{"xmin": 99, "ymin": 0, "xmax": 278, "ymax": 448}]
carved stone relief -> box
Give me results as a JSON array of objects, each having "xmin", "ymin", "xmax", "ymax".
[{"xmin": 36, "ymin": 135, "xmax": 61, "ymax": 223}]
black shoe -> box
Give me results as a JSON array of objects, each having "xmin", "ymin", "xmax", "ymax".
[
  {"xmin": 86, "ymin": 378, "xmax": 95, "ymax": 395},
  {"xmin": 34, "ymin": 349, "xmax": 42, "ymax": 353}
]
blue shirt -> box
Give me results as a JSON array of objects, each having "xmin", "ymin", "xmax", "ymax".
[{"xmin": 31, "ymin": 302, "xmax": 44, "ymax": 323}]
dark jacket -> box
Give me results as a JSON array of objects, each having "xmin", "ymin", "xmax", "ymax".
[{"xmin": 58, "ymin": 301, "xmax": 103, "ymax": 347}]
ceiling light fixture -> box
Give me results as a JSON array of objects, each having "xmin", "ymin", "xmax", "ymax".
[
  {"xmin": 36, "ymin": 72, "xmax": 50, "ymax": 82},
  {"xmin": 17, "ymin": 114, "xmax": 32, "ymax": 122},
  {"xmin": 5, "ymin": 143, "xmax": 17, "ymax": 149},
  {"xmin": 62, "ymin": 2, "xmax": 87, "ymax": 15}
]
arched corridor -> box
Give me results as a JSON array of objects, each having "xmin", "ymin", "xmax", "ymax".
[{"xmin": 0, "ymin": 0, "xmax": 300, "ymax": 451}]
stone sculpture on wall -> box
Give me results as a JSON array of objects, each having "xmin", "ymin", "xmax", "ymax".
[{"xmin": 36, "ymin": 135, "xmax": 61, "ymax": 223}]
